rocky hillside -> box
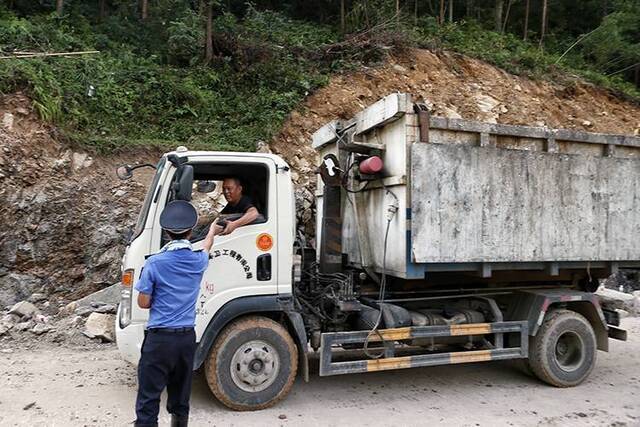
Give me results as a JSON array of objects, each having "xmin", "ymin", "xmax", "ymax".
[
  {"xmin": 2, "ymin": 48, "xmax": 640, "ymax": 308},
  {"xmin": 0, "ymin": 93, "xmax": 159, "ymax": 308}
]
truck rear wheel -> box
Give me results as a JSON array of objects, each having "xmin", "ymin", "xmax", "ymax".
[
  {"xmin": 204, "ymin": 315, "xmax": 298, "ymax": 411},
  {"xmin": 528, "ymin": 309, "xmax": 596, "ymax": 387}
]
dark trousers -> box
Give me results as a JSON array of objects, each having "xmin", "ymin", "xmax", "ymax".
[{"xmin": 135, "ymin": 328, "xmax": 197, "ymax": 426}]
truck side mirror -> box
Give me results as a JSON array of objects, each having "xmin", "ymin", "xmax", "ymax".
[{"xmin": 174, "ymin": 165, "xmax": 194, "ymax": 201}]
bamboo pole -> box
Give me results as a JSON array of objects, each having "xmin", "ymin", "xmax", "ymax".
[{"xmin": 0, "ymin": 51, "xmax": 100, "ymax": 60}]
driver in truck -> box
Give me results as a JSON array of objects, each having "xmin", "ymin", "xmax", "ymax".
[
  {"xmin": 133, "ymin": 200, "xmax": 219, "ymax": 427},
  {"xmin": 218, "ymin": 177, "xmax": 259, "ymax": 235}
]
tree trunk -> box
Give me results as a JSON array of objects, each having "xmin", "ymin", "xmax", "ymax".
[
  {"xmin": 603, "ymin": 0, "xmax": 608, "ymax": 18},
  {"xmin": 495, "ymin": 0, "xmax": 504, "ymax": 32},
  {"xmin": 539, "ymin": 0, "xmax": 548, "ymax": 49},
  {"xmin": 523, "ymin": 0, "xmax": 530, "ymax": 40},
  {"xmin": 340, "ymin": 0, "xmax": 345, "ymax": 34},
  {"xmin": 396, "ymin": 0, "xmax": 400, "ymax": 24},
  {"xmin": 99, "ymin": 0, "xmax": 107, "ymax": 21},
  {"xmin": 502, "ymin": 0, "xmax": 513, "ymax": 32},
  {"xmin": 141, "ymin": 0, "xmax": 148, "ymax": 21},
  {"xmin": 364, "ymin": 0, "xmax": 371, "ymax": 28},
  {"xmin": 56, "ymin": 0, "xmax": 64, "ymax": 15},
  {"xmin": 427, "ymin": 0, "xmax": 436, "ymax": 15},
  {"xmin": 466, "ymin": 0, "xmax": 472, "ymax": 18},
  {"xmin": 439, "ymin": 0, "xmax": 445, "ymax": 24},
  {"xmin": 414, "ymin": 0, "xmax": 418, "ymax": 25},
  {"xmin": 448, "ymin": 0, "xmax": 453, "ymax": 22},
  {"xmin": 205, "ymin": 1, "xmax": 213, "ymax": 64}
]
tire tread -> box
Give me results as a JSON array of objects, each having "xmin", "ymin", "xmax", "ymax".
[
  {"xmin": 204, "ymin": 315, "xmax": 298, "ymax": 411},
  {"xmin": 528, "ymin": 309, "xmax": 596, "ymax": 388}
]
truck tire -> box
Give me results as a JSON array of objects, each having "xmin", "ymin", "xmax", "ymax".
[
  {"xmin": 528, "ymin": 309, "xmax": 596, "ymax": 387},
  {"xmin": 204, "ymin": 315, "xmax": 298, "ymax": 411}
]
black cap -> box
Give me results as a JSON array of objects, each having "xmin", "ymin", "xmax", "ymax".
[{"xmin": 159, "ymin": 200, "xmax": 198, "ymax": 233}]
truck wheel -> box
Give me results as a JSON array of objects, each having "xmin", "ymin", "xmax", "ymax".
[
  {"xmin": 204, "ymin": 316, "xmax": 298, "ymax": 411},
  {"xmin": 528, "ymin": 309, "xmax": 596, "ymax": 387}
]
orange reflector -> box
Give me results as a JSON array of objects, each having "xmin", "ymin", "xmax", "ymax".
[
  {"xmin": 122, "ymin": 269, "xmax": 134, "ymax": 287},
  {"xmin": 256, "ymin": 233, "xmax": 273, "ymax": 251}
]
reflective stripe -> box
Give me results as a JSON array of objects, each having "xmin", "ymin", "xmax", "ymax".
[{"xmin": 367, "ymin": 356, "xmax": 412, "ymax": 372}]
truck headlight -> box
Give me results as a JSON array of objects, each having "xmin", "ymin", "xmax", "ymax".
[{"xmin": 119, "ymin": 269, "xmax": 134, "ymax": 328}]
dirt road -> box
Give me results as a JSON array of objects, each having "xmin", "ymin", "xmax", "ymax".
[{"xmin": 1, "ymin": 317, "xmax": 639, "ymax": 427}]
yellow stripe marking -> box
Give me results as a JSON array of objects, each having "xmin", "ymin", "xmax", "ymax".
[
  {"xmin": 365, "ymin": 327, "xmax": 413, "ymax": 341},
  {"xmin": 450, "ymin": 323, "xmax": 492, "ymax": 336},
  {"xmin": 367, "ymin": 356, "xmax": 412, "ymax": 372},
  {"xmin": 449, "ymin": 350, "xmax": 492, "ymax": 364}
]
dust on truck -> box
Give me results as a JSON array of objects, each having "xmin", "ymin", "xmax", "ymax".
[{"xmin": 116, "ymin": 93, "xmax": 638, "ymax": 411}]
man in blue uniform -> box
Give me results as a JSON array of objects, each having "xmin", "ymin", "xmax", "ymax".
[{"xmin": 134, "ymin": 200, "xmax": 219, "ymax": 427}]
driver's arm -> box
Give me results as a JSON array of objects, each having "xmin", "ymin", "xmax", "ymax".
[{"xmin": 222, "ymin": 207, "xmax": 259, "ymax": 235}]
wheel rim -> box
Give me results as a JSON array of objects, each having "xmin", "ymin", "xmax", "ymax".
[
  {"xmin": 230, "ymin": 340, "xmax": 280, "ymax": 393},
  {"xmin": 554, "ymin": 331, "xmax": 585, "ymax": 372}
]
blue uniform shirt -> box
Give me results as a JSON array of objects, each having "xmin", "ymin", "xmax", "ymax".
[{"xmin": 135, "ymin": 242, "xmax": 209, "ymax": 329}]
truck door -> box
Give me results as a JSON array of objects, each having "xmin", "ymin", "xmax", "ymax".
[{"xmin": 150, "ymin": 156, "xmax": 279, "ymax": 341}]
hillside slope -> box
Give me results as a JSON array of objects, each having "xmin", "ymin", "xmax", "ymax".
[
  {"xmin": 1, "ymin": 48, "xmax": 640, "ymax": 307},
  {"xmin": 273, "ymin": 48, "xmax": 640, "ymax": 180}
]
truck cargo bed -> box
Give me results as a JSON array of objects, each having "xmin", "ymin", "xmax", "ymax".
[{"xmin": 313, "ymin": 93, "xmax": 640, "ymax": 281}]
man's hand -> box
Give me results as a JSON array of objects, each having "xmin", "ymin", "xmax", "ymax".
[
  {"xmin": 137, "ymin": 293, "xmax": 151, "ymax": 309},
  {"xmin": 202, "ymin": 221, "xmax": 219, "ymax": 253},
  {"xmin": 221, "ymin": 220, "xmax": 239, "ymax": 235},
  {"xmin": 213, "ymin": 223, "xmax": 224, "ymax": 235}
]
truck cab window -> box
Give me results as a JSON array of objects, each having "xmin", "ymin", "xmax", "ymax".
[{"xmin": 164, "ymin": 162, "xmax": 269, "ymax": 244}]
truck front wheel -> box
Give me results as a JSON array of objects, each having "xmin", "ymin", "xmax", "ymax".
[
  {"xmin": 528, "ymin": 309, "xmax": 597, "ymax": 387},
  {"xmin": 204, "ymin": 315, "xmax": 298, "ymax": 411}
]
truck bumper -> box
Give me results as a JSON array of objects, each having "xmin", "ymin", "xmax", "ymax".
[{"xmin": 115, "ymin": 306, "xmax": 145, "ymax": 366}]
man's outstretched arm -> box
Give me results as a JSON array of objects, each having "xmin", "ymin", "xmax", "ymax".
[{"xmin": 222, "ymin": 207, "xmax": 259, "ymax": 235}]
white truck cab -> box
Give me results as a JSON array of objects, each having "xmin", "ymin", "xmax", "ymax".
[{"xmin": 116, "ymin": 149, "xmax": 301, "ymax": 409}]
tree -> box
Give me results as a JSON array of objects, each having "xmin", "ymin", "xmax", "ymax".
[
  {"xmin": 448, "ymin": 0, "xmax": 453, "ymax": 22},
  {"xmin": 141, "ymin": 0, "xmax": 148, "ymax": 21},
  {"xmin": 99, "ymin": 0, "xmax": 107, "ymax": 21},
  {"xmin": 396, "ymin": 0, "xmax": 400, "ymax": 24},
  {"xmin": 205, "ymin": 0, "xmax": 214, "ymax": 63},
  {"xmin": 439, "ymin": 0, "xmax": 445, "ymax": 24},
  {"xmin": 340, "ymin": 0, "xmax": 346, "ymax": 34},
  {"xmin": 56, "ymin": 0, "xmax": 64, "ymax": 15},
  {"xmin": 523, "ymin": 0, "xmax": 530, "ymax": 40},
  {"xmin": 495, "ymin": 0, "xmax": 504, "ymax": 32},
  {"xmin": 539, "ymin": 0, "xmax": 548, "ymax": 49},
  {"xmin": 502, "ymin": 0, "xmax": 514, "ymax": 32}
]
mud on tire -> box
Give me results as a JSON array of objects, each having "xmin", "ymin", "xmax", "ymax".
[
  {"xmin": 528, "ymin": 309, "xmax": 597, "ymax": 387},
  {"xmin": 204, "ymin": 315, "xmax": 298, "ymax": 411}
]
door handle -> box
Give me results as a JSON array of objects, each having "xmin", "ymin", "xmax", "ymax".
[{"xmin": 257, "ymin": 254, "xmax": 271, "ymax": 281}]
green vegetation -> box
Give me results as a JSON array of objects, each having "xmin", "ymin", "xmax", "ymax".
[
  {"xmin": 0, "ymin": 1, "xmax": 637, "ymax": 153},
  {"xmin": 421, "ymin": 20, "xmax": 640, "ymax": 98},
  {"xmin": 0, "ymin": 7, "xmax": 336, "ymax": 152}
]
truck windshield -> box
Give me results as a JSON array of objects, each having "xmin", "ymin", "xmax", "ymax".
[{"xmin": 132, "ymin": 157, "xmax": 166, "ymax": 240}]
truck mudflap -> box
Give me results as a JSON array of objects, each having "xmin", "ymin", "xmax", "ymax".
[{"xmin": 319, "ymin": 321, "xmax": 528, "ymax": 376}]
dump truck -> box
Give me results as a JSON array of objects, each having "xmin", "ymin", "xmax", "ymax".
[{"xmin": 116, "ymin": 93, "xmax": 638, "ymax": 411}]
